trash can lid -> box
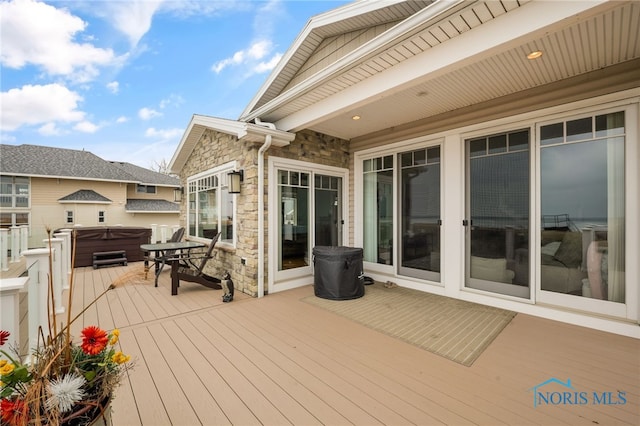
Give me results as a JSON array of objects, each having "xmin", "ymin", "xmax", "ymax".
[{"xmin": 312, "ymin": 246, "xmax": 363, "ymax": 258}]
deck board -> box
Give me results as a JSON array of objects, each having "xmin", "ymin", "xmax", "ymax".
[{"xmin": 52, "ymin": 264, "xmax": 640, "ymax": 426}]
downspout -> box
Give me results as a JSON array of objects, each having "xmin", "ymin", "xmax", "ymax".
[{"xmin": 255, "ymin": 118, "xmax": 275, "ymax": 298}]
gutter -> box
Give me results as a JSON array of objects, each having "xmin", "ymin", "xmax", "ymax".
[{"xmin": 254, "ymin": 118, "xmax": 275, "ymax": 298}]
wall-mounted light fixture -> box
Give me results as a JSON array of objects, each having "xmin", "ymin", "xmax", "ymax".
[
  {"xmin": 173, "ymin": 186, "xmax": 184, "ymax": 202},
  {"xmin": 228, "ymin": 170, "xmax": 244, "ymax": 194}
]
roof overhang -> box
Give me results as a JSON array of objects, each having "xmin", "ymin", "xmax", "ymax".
[
  {"xmin": 169, "ymin": 115, "xmax": 296, "ymax": 174},
  {"xmin": 125, "ymin": 210, "xmax": 180, "ymax": 214},
  {"xmin": 239, "ymin": 0, "xmax": 638, "ymax": 141}
]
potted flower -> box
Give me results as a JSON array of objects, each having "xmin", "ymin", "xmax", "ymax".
[{"xmin": 0, "ymin": 229, "xmax": 133, "ymax": 425}]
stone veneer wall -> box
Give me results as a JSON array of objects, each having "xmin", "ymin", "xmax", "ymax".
[{"xmin": 180, "ymin": 128, "xmax": 349, "ymax": 297}]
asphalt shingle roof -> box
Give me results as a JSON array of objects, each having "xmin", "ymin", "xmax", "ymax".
[
  {"xmin": 109, "ymin": 161, "xmax": 179, "ymax": 186},
  {"xmin": 1, "ymin": 144, "xmax": 179, "ymax": 186},
  {"xmin": 125, "ymin": 199, "xmax": 179, "ymax": 212},
  {"xmin": 58, "ymin": 189, "xmax": 112, "ymax": 203}
]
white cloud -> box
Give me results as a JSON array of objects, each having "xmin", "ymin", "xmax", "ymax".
[
  {"xmin": 74, "ymin": 121, "xmax": 99, "ymax": 133},
  {"xmin": 212, "ymin": 39, "xmax": 280, "ymax": 75},
  {"xmin": 145, "ymin": 127, "xmax": 183, "ymax": 140},
  {"xmin": 138, "ymin": 107, "xmax": 162, "ymax": 120},
  {"xmin": 0, "ymin": 83, "xmax": 85, "ymax": 131},
  {"xmin": 100, "ymin": 0, "xmax": 163, "ymax": 47},
  {"xmin": 38, "ymin": 122, "xmax": 63, "ymax": 136},
  {"xmin": 106, "ymin": 81, "xmax": 120, "ymax": 94},
  {"xmin": 0, "ymin": 0, "xmax": 117, "ymax": 80},
  {"xmin": 159, "ymin": 94, "xmax": 184, "ymax": 109},
  {"xmin": 254, "ymin": 53, "xmax": 283, "ymax": 74},
  {"xmin": 116, "ymin": 116, "xmax": 128, "ymax": 123}
]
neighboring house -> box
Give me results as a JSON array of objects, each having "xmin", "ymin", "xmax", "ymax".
[
  {"xmin": 1, "ymin": 144, "xmax": 180, "ymax": 248},
  {"xmin": 169, "ymin": 1, "xmax": 639, "ymax": 337}
]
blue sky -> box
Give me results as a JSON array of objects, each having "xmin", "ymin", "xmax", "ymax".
[{"xmin": 1, "ymin": 0, "xmax": 350, "ymax": 170}]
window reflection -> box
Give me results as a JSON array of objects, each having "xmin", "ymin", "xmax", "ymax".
[{"xmin": 540, "ymin": 111, "xmax": 625, "ymax": 303}]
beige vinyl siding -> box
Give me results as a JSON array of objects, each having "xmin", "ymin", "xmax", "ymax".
[
  {"xmin": 127, "ymin": 185, "xmax": 176, "ymax": 200},
  {"xmin": 27, "ymin": 178, "xmax": 178, "ymax": 248},
  {"xmin": 284, "ymin": 22, "xmax": 399, "ymax": 92}
]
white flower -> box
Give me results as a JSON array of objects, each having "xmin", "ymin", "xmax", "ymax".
[{"xmin": 46, "ymin": 373, "xmax": 86, "ymax": 413}]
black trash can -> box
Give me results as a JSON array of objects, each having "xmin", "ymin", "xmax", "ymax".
[{"xmin": 313, "ymin": 246, "xmax": 364, "ymax": 300}]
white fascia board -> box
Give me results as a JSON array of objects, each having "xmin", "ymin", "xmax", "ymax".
[
  {"xmin": 8, "ymin": 173, "xmax": 137, "ymax": 184},
  {"xmin": 168, "ymin": 114, "xmax": 295, "ymax": 174},
  {"xmin": 58, "ymin": 200, "xmax": 112, "ymax": 205},
  {"xmin": 240, "ymin": 0, "xmax": 411, "ymax": 118},
  {"xmin": 270, "ymin": 0, "xmax": 607, "ymax": 132}
]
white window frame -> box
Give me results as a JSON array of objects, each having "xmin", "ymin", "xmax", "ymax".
[
  {"xmin": 65, "ymin": 210, "xmax": 74, "ymax": 224},
  {"xmin": 98, "ymin": 211, "xmax": 106, "ymax": 224},
  {"xmin": 186, "ymin": 161, "xmax": 238, "ymax": 248}
]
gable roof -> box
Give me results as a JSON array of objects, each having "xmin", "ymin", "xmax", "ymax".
[
  {"xmin": 58, "ymin": 189, "xmax": 112, "ymax": 204},
  {"xmin": 1, "ymin": 144, "xmax": 179, "ymax": 187},
  {"xmin": 241, "ymin": 0, "xmax": 432, "ymax": 116},
  {"xmin": 239, "ymin": 0, "xmax": 640, "ymax": 141},
  {"xmin": 169, "ymin": 114, "xmax": 296, "ymax": 173},
  {"xmin": 125, "ymin": 199, "xmax": 180, "ymax": 213},
  {"xmin": 109, "ymin": 161, "xmax": 179, "ymax": 187}
]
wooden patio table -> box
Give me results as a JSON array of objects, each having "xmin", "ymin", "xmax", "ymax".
[{"xmin": 141, "ymin": 241, "xmax": 205, "ymax": 293}]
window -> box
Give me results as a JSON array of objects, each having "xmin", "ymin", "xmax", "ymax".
[
  {"xmin": 136, "ymin": 184, "xmax": 156, "ymax": 194},
  {"xmin": 98, "ymin": 211, "xmax": 106, "ymax": 223},
  {"xmin": 363, "ymin": 155, "xmax": 394, "ymax": 265},
  {"xmin": 540, "ymin": 111, "xmax": 625, "ymax": 303},
  {"xmin": 66, "ymin": 211, "xmax": 74, "ymax": 224},
  {"xmin": 187, "ymin": 164, "xmax": 236, "ymax": 244},
  {"xmin": 1, "ymin": 176, "xmax": 29, "ymax": 208},
  {"xmin": 0, "ymin": 213, "xmax": 29, "ymax": 230}
]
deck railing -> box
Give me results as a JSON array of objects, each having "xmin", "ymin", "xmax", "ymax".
[
  {"xmin": 0, "ymin": 224, "xmax": 179, "ymax": 358},
  {"xmin": 0, "ymin": 233, "xmax": 72, "ymax": 359}
]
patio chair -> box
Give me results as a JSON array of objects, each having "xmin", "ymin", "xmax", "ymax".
[
  {"xmin": 151, "ymin": 227, "xmax": 185, "ymax": 286},
  {"xmin": 172, "ymin": 232, "xmax": 223, "ymax": 292}
]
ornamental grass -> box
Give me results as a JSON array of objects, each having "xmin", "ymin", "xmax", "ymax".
[{"xmin": 0, "ymin": 228, "xmax": 133, "ymax": 425}]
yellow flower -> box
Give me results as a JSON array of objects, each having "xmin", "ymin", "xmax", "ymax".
[
  {"xmin": 109, "ymin": 329, "xmax": 120, "ymax": 345},
  {"xmin": 112, "ymin": 351, "xmax": 130, "ymax": 364},
  {"xmin": 0, "ymin": 361, "xmax": 15, "ymax": 376}
]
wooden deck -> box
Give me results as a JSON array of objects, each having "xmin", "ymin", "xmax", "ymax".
[{"xmin": 58, "ymin": 263, "xmax": 639, "ymax": 425}]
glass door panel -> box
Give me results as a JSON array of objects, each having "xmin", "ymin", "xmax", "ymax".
[
  {"xmin": 363, "ymin": 156, "xmax": 394, "ymax": 265},
  {"xmin": 539, "ymin": 111, "xmax": 625, "ymax": 304},
  {"xmin": 278, "ymin": 170, "xmax": 309, "ymax": 271},
  {"xmin": 314, "ymin": 175, "xmax": 342, "ymax": 247},
  {"xmin": 398, "ymin": 147, "xmax": 441, "ymax": 281},
  {"xmin": 466, "ymin": 130, "xmax": 530, "ymax": 298}
]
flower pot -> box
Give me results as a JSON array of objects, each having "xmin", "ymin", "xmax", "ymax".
[{"xmin": 88, "ymin": 399, "xmax": 112, "ymax": 426}]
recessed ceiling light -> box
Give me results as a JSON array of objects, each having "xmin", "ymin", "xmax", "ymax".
[
  {"xmin": 527, "ymin": 50, "xmax": 543, "ymax": 60},
  {"xmin": 352, "ymin": 115, "xmax": 361, "ymax": 120}
]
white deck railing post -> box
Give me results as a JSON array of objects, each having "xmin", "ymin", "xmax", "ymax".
[
  {"xmin": 43, "ymin": 238, "xmax": 64, "ymax": 314},
  {"xmin": 23, "ymin": 248, "xmax": 51, "ymax": 352},
  {"xmin": 151, "ymin": 224, "xmax": 158, "ymax": 243},
  {"xmin": 0, "ymin": 277, "xmax": 28, "ymax": 359},
  {"xmin": 19, "ymin": 225, "xmax": 29, "ymax": 255},
  {"xmin": 54, "ymin": 231, "xmax": 72, "ymax": 291},
  {"xmin": 0, "ymin": 228, "xmax": 8, "ymax": 271},
  {"xmin": 160, "ymin": 225, "xmax": 168, "ymax": 243},
  {"xmin": 10, "ymin": 226, "xmax": 19, "ymax": 263}
]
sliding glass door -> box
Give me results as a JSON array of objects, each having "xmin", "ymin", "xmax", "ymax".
[
  {"xmin": 538, "ymin": 110, "xmax": 625, "ymax": 311},
  {"xmin": 465, "ymin": 129, "xmax": 530, "ymax": 298},
  {"xmin": 398, "ymin": 147, "xmax": 441, "ymax": 281}
]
